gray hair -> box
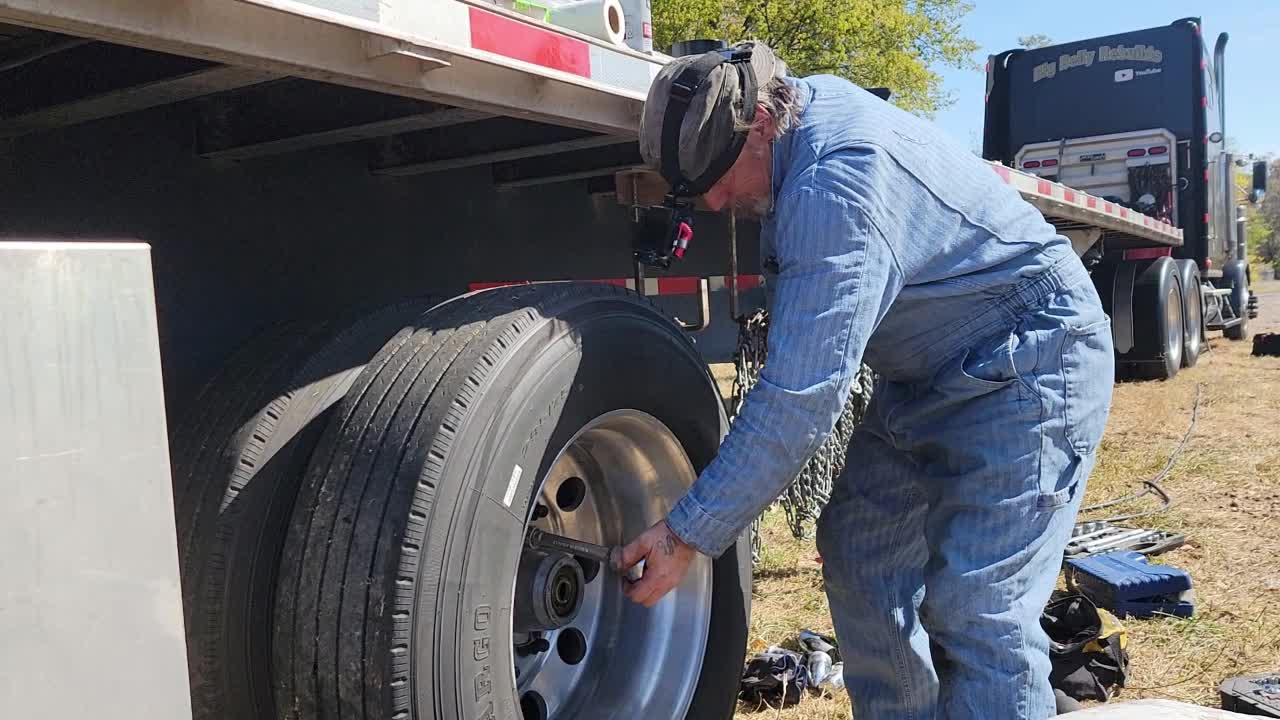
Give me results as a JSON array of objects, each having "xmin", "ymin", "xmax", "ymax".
[{"xmin": 735, "ymin": 76, "xmax": 803, "ymax": 139}]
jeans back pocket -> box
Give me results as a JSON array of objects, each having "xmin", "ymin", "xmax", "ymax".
[{"xmin": 1062, "ymin": 319, "xmax": 1115, "ymax": 457}]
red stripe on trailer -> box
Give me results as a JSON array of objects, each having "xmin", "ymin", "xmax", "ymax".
[
  {"xmin": 1037, "ymin": 179, "xmax": 1052, "ymax": 196},
  {"xmin": 1087, "ymin": 196, "xmax": 1098, "ymax": 209},
  {"xmin": 734, "ymin": 274, "xmax": 762, "ymax": 290},
  {"xmin": 1123, "ymin": 247, "xmax": 1172, "ymax": 261},
  {"xmin": 992, "ymin": 165, "xmax": 1011, "ymax": 183},
  {"xmin": 591, "ymin": 278, "xmax": 629, "ymax": 287},
  {"xmin": 1121, "ymin": 208, "xmax": 1129, "ymax": 219},
  {"xmin": 657, "ymin": 276, "xmax": 700, "ymax": 295},
  {"xmin": 468, "ymin": 7, "xmax": 591, "ymax": 78},
  {"xmin": 1104, "ymin": 201, "xmax": 1114, "ymax": 214},
  {"xmin": 1063, "ymin": 189, "xmax": 1076, "ymax": 203},
  {"xmin": 470, "ymin": 280, "xmax": 527, "ymax": 291}
]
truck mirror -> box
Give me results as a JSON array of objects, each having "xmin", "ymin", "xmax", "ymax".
[{"xmin": 1251, "ymin": 160, "xmax": 1268, "ymax": 204}]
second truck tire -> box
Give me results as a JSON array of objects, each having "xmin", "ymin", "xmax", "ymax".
[
  {"xmin": 1223, "ymin": 259, "xmax": 1250, "ymax": 341},
  {"xmin": 1175, "ymin": 258, "xmax": 1203, "ymax": 368},
  {"xmin": 170, "ymin": 300, "xmax": 440, "ymax": 720},
  {"xmin": 272, "ymin": 284, "xmax": 751, "ymax": 720},
  {"xmin": 1131, "ymin": 256, "xmax": 1183, "ymax": 380}
]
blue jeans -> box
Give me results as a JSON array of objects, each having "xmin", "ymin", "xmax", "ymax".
[{"xmin": 815, "ymin": 257, "xmax": 1114, "ymax": 719}]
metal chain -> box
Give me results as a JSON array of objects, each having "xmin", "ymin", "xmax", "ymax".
[{"xmin": 732, "ymin": 309, "xmax": 875, "ymax": 563}]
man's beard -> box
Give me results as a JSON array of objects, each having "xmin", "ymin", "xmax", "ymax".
[{"xmin": 733, "ymin": 193, "xmax": 771, "ymax": 219}]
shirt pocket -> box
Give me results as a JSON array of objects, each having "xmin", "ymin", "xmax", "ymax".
[{"xmin": 1062, "ymin": 319, "xmax": 1115, "ymax": 457}]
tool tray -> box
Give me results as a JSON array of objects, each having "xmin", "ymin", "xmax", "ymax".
[
  {"xmin": 1065, "ymin": 551, "xmax": 1194, "ymax": 619},
  {"xmin": 1220, "ymin": 674, "xmax": 1280, "ymax": 717}
]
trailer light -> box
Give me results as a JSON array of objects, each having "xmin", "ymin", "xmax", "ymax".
[
  {"xmin": 1127, "ymin": 148, "xmax": 1148, "ymax": 158},
  {"xmin": 1023, "ymin": 160, "xmax": 1042, "ymax": 169},
  {"xmin": 1041, "ymin": 158, "xmax": 1059, "ymax": 167},
  {"xmin": 1148, "ymin": 146, "xmax": 1168, "ymax": 155}
]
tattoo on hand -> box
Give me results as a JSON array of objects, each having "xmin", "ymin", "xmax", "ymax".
[{"xmin": 657, "ymin": 533, "xmax": 676, "ymax": 557}]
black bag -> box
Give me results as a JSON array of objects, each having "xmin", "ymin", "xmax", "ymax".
[
  {"xmin": 1042, "ymin": 594, "xmax": 1130, "ymax": 702},
  {"xmin": 738, "ymin": 647, "xmax": 811, "ymax": 708}
]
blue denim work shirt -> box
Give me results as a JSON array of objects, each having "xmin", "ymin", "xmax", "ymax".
[{"xmin": 664, "ymin": 74, "xmax": 1085, "ymax": 556}]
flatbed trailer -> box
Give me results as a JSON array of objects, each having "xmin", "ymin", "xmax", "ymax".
[{"xmin": 0, "ymin": 5, "xmax": 1251, "ymax": 720}]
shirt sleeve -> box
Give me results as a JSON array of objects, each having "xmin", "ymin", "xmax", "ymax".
[{"xmin": 665, "ymin": 187, "xmax": 903, "ymax": 556}]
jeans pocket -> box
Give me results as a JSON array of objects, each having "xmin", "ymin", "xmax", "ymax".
[
  {"xmin": 1062, "ymin": 319, "xmax": 1115, "ymax": 457},
  {"xmin": 951, "ymin": 333, "xmax": 1019, "ymax": 394}
]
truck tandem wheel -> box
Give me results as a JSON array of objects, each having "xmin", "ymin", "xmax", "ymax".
[
  {"xmin": 170, "ymin": 300, "xmax": 441, "ymax": 720},
  {"xmin": 1223, "ymin": 260, "xmax": 1250, "ymax": 341},
  {"xmin": 1175, "ymin": 259, "xmax": 1203, "ymax": 368},
  {"xmin": 271, "ymin": 283, "xmax": 750, "ymax": 720},
  {"xmin": 1130, "ymin": 257, "xmax": 1183, "ymax": 381}
]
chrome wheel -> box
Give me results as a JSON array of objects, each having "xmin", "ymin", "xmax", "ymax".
[
  {"xmin": 1166, "ymin": 283, "xmax": 1183, "ymax": 367},
  {"xmin": 1184, "ymin": 279, "xmax": 1202, "ymax": 364},
  {"xmin": 512, "ymin": 410, "xmax": 712, "ymax": 720}
]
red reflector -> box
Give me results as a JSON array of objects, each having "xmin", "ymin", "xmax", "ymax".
[
  {"xmin": 1127, "ymin": 148, "xmax": 1147, "ymax": 158},
  {"xmin": 1205, "ymin": 258, "xmax": 1213, "ymax": 269},
  {"xmin": 1124, "ymin": 247, "xmax": 1173, "ymax": 261},
  {"xmin": 1042, "ymin": 158, "xmax": 1059, "ymax": 167},
  {"xmin": 1204, "ymin": 169, "xmax": 1210, "ymax": 181},
  {"xmin": 1148, "ymin": 146, "xmax": 1168, "ymax": 155},
  {"xmin": 1202, "ymin": 96, "xmax": 1208, "ymax": 108},
  {"xmin": 1204, "ymin": 212, "xmax": 1210, "ymax": 224},
  {"xmin": 1023, "ymin": 160, "xmax": 1041, "ymax": 169},
  {"xmin": 1201, "ymin": 59, "xmax": 1207, "ymax": 69}
]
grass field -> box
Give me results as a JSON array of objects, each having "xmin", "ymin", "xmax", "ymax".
[{"xmin": 722, "ymin": 276, "xmax": 1280, "ymax": 718}]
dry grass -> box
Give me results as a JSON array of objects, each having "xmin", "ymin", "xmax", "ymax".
[{"xmin": 721, "ymin": 276, "xmax": 1280, "ymax": 718}]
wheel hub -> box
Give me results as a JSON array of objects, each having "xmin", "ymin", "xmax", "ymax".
[{"xmin": 514, "ymin": 550, "xmax": 585, "ymax": 633}]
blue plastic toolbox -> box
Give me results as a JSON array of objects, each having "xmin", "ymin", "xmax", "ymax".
[{"xmin": 1065, "ymin": 550, "xmax": 1194, "ymax": 619}]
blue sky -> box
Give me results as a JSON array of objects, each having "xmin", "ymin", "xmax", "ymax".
[{"xmin": 932, "ymin": 2, "xmax": 1279, "ymax": 158}]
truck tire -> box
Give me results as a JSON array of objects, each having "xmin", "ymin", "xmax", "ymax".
[
  {"xmin": 170, "ymin": 299, "xmax": 441, "ymax": 720},
  {"xmin": 272, "ymin": 283, "xmax": 750, "ymax": 720},
  {"xmin": 1223, "ymin": 260, "xmax": 1250, "ymax": 341},
  {"xmin": 1131, "ymin": 257, "xmax": 1183, "ymax": 380},
  {"xmin": 1175, "ymin": 259, "xmax": 1203, "ymax": 367}
]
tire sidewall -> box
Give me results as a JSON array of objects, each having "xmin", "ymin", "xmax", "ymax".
[
  {"xmin": 417, "ymin": 301, "xmax": 738, "ymax": 720},
  {"xmin": 1175, "ymin": 260, "xmax": 1202, "ymax": 366}
]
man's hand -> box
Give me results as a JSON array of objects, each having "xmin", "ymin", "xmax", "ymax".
[{"xmin": 617, "ymin": 520, "xmax": 698, "ymax": 608}]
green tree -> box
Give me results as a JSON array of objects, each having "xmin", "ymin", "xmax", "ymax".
[
  {"xmin": 651, "ymin": 0, "xmax": 978, "ymax": 116},
  {"xmin": 1017, "ymin": 34, "xmax": 1053, "ymax": 49},
  {"xmin": 1256, "ymin": 159, "xmax": 1280, "ymax": 269}
]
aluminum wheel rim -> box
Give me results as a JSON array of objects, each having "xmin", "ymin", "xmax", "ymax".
[
  {"xmin": 1167, "ymin": 284, "xmax": 1183, "ymax": 363},
  {"xmin": 1186, "ymin": 282, "xmax": 1202, "ymax": 354},
  {"xmin": 511, "ymin": 409, "xmax": 713, "ymax": 720}
]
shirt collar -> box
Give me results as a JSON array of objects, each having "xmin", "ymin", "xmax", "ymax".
[{"xmin": 768, "ymin": 77, "xmax": 813, "ymax": 217}]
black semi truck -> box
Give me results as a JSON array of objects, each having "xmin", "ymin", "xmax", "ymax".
[{"xmin": 985, "ymin": 17, "xmax": 1267, "ymax": 379}]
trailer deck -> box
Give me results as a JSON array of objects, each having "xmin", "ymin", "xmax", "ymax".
[{"xmin": 0, "ymin": 0, "xmax": 1187, "ymax": 251}]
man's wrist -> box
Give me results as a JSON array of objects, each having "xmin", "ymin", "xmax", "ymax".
[{"xmin": 664, "ymin": 495, "xmax": 737, "ymax": 557}]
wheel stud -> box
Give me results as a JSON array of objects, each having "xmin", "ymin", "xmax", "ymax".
[
  {"xmin": 532, "ymin": 503, "xmax": 549, "ymax": 521},
  {"xmin": 515, "ymin": 635, "xmax": 551, "ymax": 657}
]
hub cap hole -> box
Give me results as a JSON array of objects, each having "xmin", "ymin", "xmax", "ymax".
[
  {"xmin": 555, "ymin": 476, "xmax": 586, "ymax": 512},
  {"xmin": 557, "ymin": 627, "xmax": 588, "ymax": 665},
  {"xmin": 576, "ymin": 556, "xmax": 600, "ymax": 583},
  {"xmin": 520, "ymin": 691, "xmax": 548, "ymax": 720}
]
